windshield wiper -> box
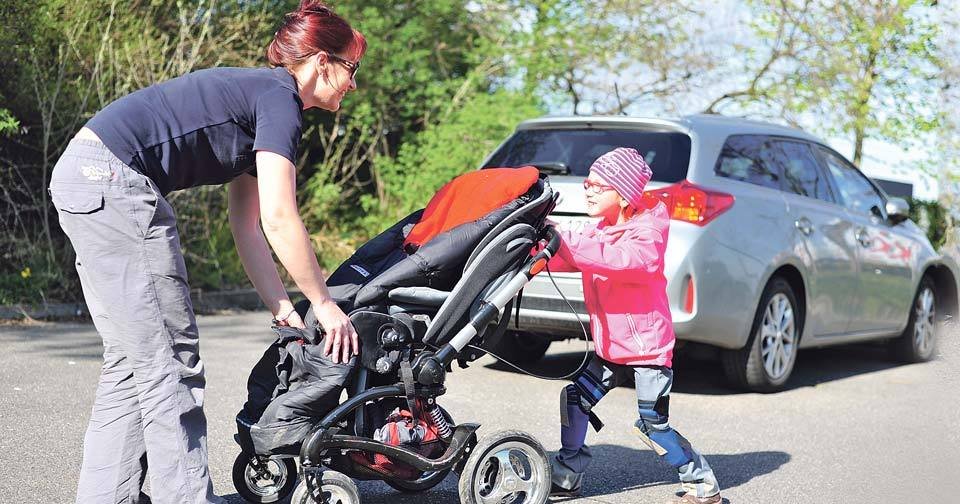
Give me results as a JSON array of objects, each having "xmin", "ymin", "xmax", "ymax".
[{"xmin": 530, "ymin": 162, "xmax": 570, "ymax": 175}]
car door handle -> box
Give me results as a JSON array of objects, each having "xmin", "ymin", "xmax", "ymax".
[
  {"xmin": 855, "ymin": 228, "xmax": 872, "ymax": 247},
  {"xmin": 795, "ymin": 218, "xmax": 813, "ymax": 236}
]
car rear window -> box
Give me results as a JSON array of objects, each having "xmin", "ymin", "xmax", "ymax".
[{"xmin": 482, "ymin": 128, "xmax": 692, "ymax": 182}]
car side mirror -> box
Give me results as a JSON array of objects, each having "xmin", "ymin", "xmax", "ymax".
[{"xmin": 885, "ymin": 197, "xmax": 910, "ymax": 225}]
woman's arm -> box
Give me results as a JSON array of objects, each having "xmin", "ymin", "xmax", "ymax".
[
  {"xmin": 232, "ymin": 151, "xmax": 358, "ymax": 363},
  {"xmin": 228, "ymin": 173, "xmax": 303, "ymax": 327}
]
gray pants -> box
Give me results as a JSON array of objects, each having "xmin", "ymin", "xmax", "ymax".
[
  {"xmin": 553, "ymin": 357, "xmax": 720, "ymax": 499},
  {"xmin": 50, "ymin": 138, "xmax": 220, "ymax": 504}
]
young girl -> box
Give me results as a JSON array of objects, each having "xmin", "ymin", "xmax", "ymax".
[{"xmin": 547, "ymin": 148, "xmax": 722, "ymax": 504}]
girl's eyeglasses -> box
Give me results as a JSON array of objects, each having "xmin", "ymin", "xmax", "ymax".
[
  {"xmin": 326, "ymin": 52, "xmax": 361, "ymax": 80},
  {"xmin": 583, "ymin": 180, "xmax": 617, "ymax": 195}
]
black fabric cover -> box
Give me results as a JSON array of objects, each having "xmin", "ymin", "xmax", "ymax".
[
  {"xmin": 421, "ymin": 224, "xmax": 538, "ymax": 347},
  {"xmin": 237, "ymin": 324, "xmax": 357, "ymax": 456}
]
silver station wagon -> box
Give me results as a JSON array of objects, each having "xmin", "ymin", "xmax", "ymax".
[{"xmin": 481, "ymin": 114, "xmax": 959, "ymax": 391}]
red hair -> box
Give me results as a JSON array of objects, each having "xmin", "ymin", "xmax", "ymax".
[{"xmin": 267, "ymin": 1, "xmax": 367, "ymax": 67}]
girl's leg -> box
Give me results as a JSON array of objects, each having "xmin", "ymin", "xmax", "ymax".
[
  {"xmin": 552, "ymin": 357, "xmax": 622, "ymax": 492},
  {"xmin": 633, "ymin": 366, "xmax": 720, "ymax": 500}
]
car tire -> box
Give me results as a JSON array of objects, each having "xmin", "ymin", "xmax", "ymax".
[
  {"xmin": 722, "ymin": 277, "xmax": 801, "ymax": 392},
  {"xmin": 485, "ymin": 330, "xmax": 551, "ymax": 364},
  {"xmin": 889, "ymin": 276, "xmax": 938, "ymax": 363}
]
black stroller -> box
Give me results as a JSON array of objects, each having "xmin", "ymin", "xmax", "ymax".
[{"xmin": 232, "ymin": 167, "xmax": 562, "ymax": 504}]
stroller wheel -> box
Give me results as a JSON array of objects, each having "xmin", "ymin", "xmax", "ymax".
[
  {"xmin": 290, "ymin": 470, "xmax": 360, "ymax": 504},
  {"xmin": 457, "ymin": 430, "xmax": 551, "ymax": 504},
  {"xmin": 231, "ymin": 452, "xmax": 298, "ymax": 503}
]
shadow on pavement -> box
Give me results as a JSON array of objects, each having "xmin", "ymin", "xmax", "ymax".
[
  {"xmin": 579, "ymin": 445, "xmax": 789, "ymax": 494},
  {"xmin": 485, "ymin": 341, "xmax": 912, "ymax": 395},
  {"xmin": 219, "ymin": 447, "xmax": 788, "ymax": 503}
]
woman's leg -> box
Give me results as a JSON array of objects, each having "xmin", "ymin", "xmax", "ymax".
[
  {"xmin": 633, "ymin": 366, "xmax": 720, "ymax": 500},
  {"xmin": 52, "ymin": 143, "xmax": 219, "ymax": 504},
  {"xmin": 552, "ymin": 357, "xmax": 622, "ymax": 492},
  {"xmin": 75, "ymin": 260, "xmax": 148, "ymax": 504}
]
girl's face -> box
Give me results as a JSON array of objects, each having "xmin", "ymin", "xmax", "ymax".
[
  {"xmin": 307, "ymin": 51, "xmax": 360, "ymax": 111},
  {"xmin": 583, "ymin": 171, "xmax": 626, "ymax": 224}
]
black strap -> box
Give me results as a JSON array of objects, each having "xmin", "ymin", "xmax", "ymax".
[
  {"xmin": 400, "ymin": 359, "xmax": 419, "ymax": 418},
  {"xmin": 588, "ymin": 411, "xmax": 604, "ymax": 432}
]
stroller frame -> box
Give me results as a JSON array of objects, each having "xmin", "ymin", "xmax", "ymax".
[{"xmin": 296, "ymin": 225, "xmax": 562, "ymax": 502}]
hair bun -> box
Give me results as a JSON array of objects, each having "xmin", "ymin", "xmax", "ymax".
[{"xmin": 298, "ymin": 1, "xmax": 331, "ymax": 15}]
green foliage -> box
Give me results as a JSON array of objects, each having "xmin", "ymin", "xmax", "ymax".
[
  {"xmin": 908, "ymin": 198, "xmax": 949, "ymax": 250},
  {"xmin": 733, "ymin": 0, "xmax": 943, "ymax": 166},
  {"xmin": 0, "ymin": 108, "xmax": 18, "ymax": 136},
  {"xmin": 364, "ymin": 90, "xmax": 543, "ymax": 234},
  {"xmin": 2, "ymin": 0, "xmax": 956, "ymax": 309}
]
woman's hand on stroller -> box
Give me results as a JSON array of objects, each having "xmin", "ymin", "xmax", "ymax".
[{"xmin": 314, "ymin": 299, "xmax": 358, "ymax": 364}]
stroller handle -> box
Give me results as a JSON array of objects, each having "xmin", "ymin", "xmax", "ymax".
[
  {"xmin": 528, "ymin": 225, "xmax": 561, "ymax": 276},
  {"xmin": 428, "ymin": 224, "xmax": 561, "ymax": 371}
]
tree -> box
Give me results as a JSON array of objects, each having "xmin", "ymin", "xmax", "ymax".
[
  {"xmin": 471, "ymin": 0, "xmax": 715, "ymax": 115},
  {"xmin": 707, "ymin": 0, "xmax": 943, "ymax": 167},
  {"xmin": 933, "ymin": 0, "xmax": 959, "ymax": 245}
]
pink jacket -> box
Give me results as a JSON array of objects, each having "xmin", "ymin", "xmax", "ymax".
[{"xmin": 549, "ymin": 202, "xmax": 675, "ymax": 367}]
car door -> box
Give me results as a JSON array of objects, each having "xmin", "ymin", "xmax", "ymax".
[
  {"xmin": 814, "ymin": 146, "xmax": 914, "ymax": 333},
  {"xmin": 768, "ymin": 139, "xmax": 861, "ymax": 337}
]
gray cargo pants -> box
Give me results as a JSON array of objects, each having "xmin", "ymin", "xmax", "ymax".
[{"xmin": 49, "ymin": 138, "xmax": 220, "ymax": 504}]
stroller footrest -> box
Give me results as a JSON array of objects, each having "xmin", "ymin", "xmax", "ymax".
[{"xmin": 309, "ymin": 423, "xmax": 480, "ymax": 473}]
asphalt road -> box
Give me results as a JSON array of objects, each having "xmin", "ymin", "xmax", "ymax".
[{"xmin": 2, "ymin": 311, "xmax": 958, "ymax": 503}]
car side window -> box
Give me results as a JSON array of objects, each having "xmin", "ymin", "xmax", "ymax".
[
  {"xmin": 715, "ymin": 135, "xmax": 780, "ymax": 190},
  {"xmin": 770, "ymin": 141, "xmax": 834, "ymax": 202},
  {"xmin": 816, "ymin": 146, "xmax": 885, "ymax": 217}
]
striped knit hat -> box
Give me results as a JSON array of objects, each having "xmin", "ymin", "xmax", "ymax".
[{"xmin": 589, "ymin": 147, "xmax": 653, "ymax": 210}]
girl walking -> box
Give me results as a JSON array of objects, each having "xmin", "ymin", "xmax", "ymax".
[{"xmin": 547, "ymin": 147, "xmax": 722, "ymax": 504}]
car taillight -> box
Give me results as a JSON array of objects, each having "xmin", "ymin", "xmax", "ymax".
[{"xmin": 643, "ymin": 181, "xmax": 734, "ymax": 226}]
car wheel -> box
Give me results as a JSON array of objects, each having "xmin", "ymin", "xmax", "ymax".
[
  {"xmin": 723, "ymin": 277, "xmax": 801, "ymax": 392},
  {"xmin": 486, "ymin": 330, "xmax": 551, "ymax": 364},
  {"xmin": 889, "ymin": 276, "xmax": 938, "ymax": 363}
]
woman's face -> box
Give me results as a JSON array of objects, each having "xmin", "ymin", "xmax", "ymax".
[
  {"xmin": 309, "ymin": 51, "xmax": 360, "ymax": 111},
  {"xmin": 583, "ymin": 171, "xmax": 625, "ymax": 223}
]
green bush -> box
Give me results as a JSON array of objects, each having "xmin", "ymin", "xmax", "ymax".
[{"xmin": 907, "ymin": 198, "xmax": 949, "ymax": 250}]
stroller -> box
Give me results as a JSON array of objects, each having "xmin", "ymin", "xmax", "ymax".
[{"xmin": 232, "ymin": 167, "xmax": 562, "ymax": 504}]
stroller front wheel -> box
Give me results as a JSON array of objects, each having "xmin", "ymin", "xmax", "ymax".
[
  {"xmin": 290, "ymin": 470, "xmax": 360, "ymax": 504},
  {"xmin": 457, "ymin": 430, "xmax": 551, "ymax": 504},
  {"xmin": 231, "ymin": 452, "xmax": 298, "ymax": 503}
]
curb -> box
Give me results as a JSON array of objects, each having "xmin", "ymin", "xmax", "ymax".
[{"xmin": 0, "ymin": 288, "xmax": 303, "ymax": 321}]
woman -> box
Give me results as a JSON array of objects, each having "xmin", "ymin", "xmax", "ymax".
[{"xmin": 48, "ymin": 2, "xmax": 363, "ymax": 503}]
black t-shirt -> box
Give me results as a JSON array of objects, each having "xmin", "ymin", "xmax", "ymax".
[{"xmin": 86, "ymin": 67, "xmax": 303, "ymax": 195}]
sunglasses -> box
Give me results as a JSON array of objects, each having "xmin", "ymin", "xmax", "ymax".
[
  {"xmin": 326, "ymin": 52, "xmax": 361, "ymax": 80},
  {"xmin": 583, "ymin": 180, "xmax": 617, "ymax": 195}
]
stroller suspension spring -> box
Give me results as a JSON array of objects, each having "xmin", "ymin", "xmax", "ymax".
[{"xmin": 426, "ymin": 404, "xmax": 452, "ymax": 440}]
